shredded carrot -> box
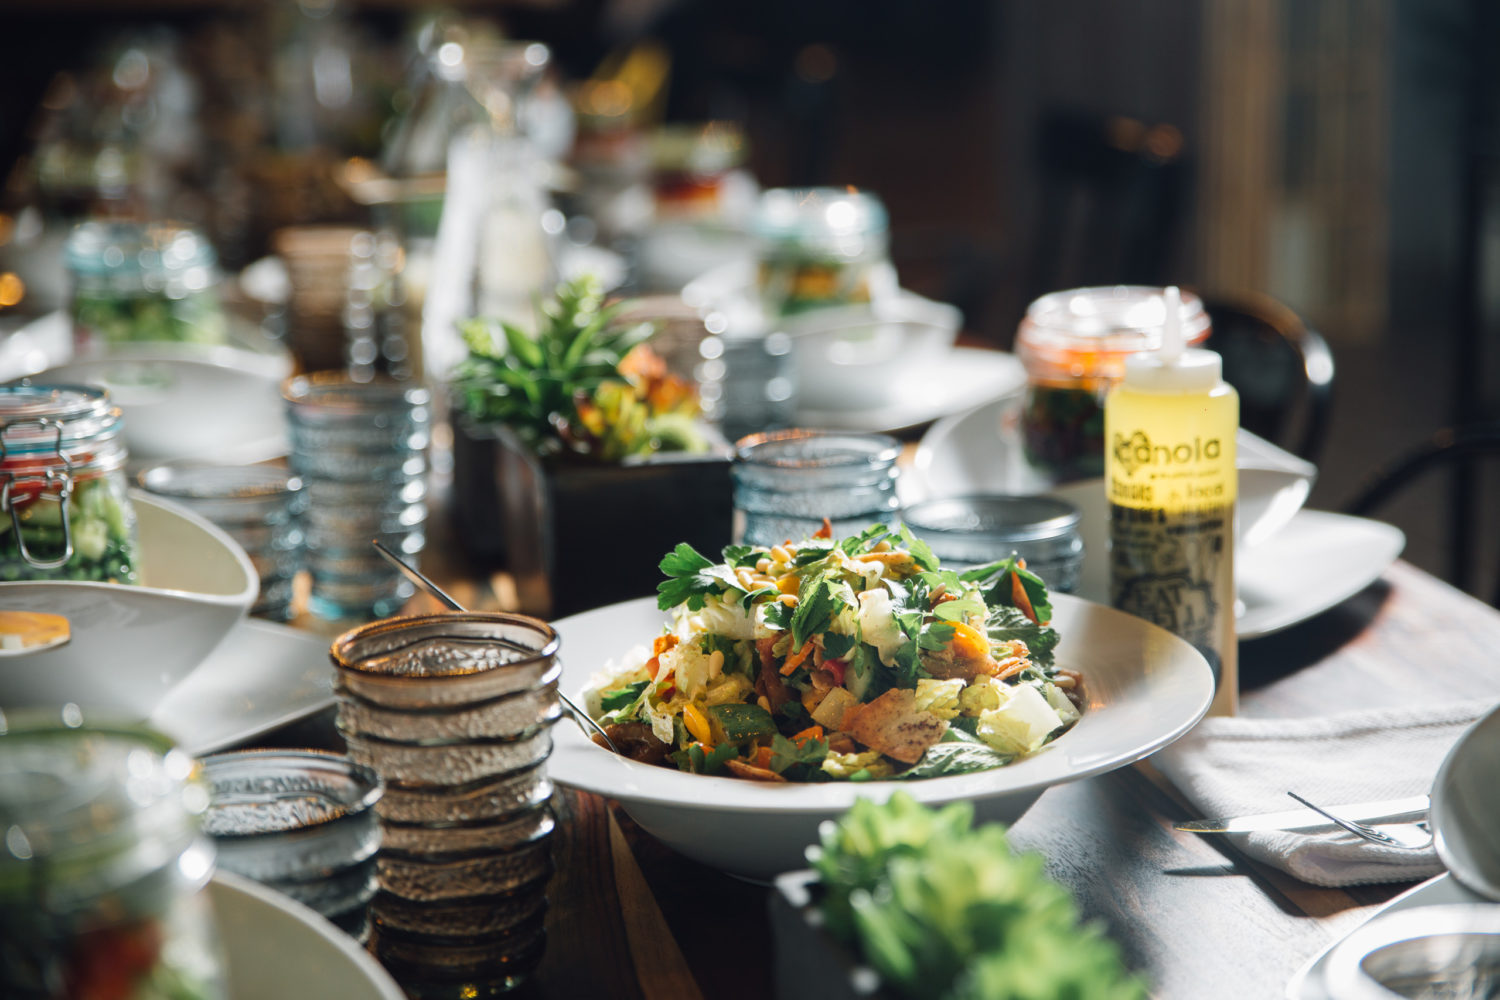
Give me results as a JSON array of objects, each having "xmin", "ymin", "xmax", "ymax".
[
  {"xmin": 1011, "ymin": 571, "xmax": 1038, "ymax": 624},
  {"xmin": 779, "ymin": 642, "xmax": 814, "ymax": 675},
  {"xmin": 751, "ymin": 745, "xmax": 774, "ymax": 769},
  {"xmin": 791, "ymin": 725, "xmax": 824, "ymax": 745},
  {"xmin": 813, "ymin": 517, "xmax": 833, "ymax": 539},
  {"xmin": 645, "ymin": 656, "xmax": 661, "ymax": 680}
]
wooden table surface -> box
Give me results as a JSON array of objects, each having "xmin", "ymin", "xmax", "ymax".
[{"xmin": 270, "ymin": 551, "xmax": 1500, "ymax": 1000}]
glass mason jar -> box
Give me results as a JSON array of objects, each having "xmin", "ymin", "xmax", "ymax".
[
  {"xmin": 1015, "ymin": 286, "xmax": 1211, "ymax": 484},
  {"xmin": 64, "ymin": 221, "xmax": 227, "ymax": 353},
  {"xmin": 753, "ymin": 187, "xmax": 897, "ymax": 318},
  {"xmin": 732, "ymin": 429, "xmax": 901, "ymax": 546},
  {"xmin": 0, "ymin": 384, "xmax": 140, "ymax": 583},
  {"xmin": 0, "ymin": 715, "xmax": 226, "ymax": 1000}
]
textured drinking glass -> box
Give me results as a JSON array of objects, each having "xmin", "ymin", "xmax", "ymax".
[
  {"xmin": 199, "ymin": 750, "xmax": 383, "ymax": 942},
  {"xmin": 901, "ymin": 495, "xmax": 1085, "ymax": 591},
  {"xmin": 732, "ymin": 429, "xmax": 901, "ymax": 546},
  {"xmin": 283, "ymin": 373, "xmax": 430, "ymax": 621},
  {"xmin": 331, "ymin": 613, "xmax": 562, "ymax": 998},
  {"xmin": 137, "ymin": 463, "xmax": 306, "ymax": 620}
]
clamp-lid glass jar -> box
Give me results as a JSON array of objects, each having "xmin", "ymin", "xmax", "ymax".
[
  {"xmin": 1015, "ymin": 286, "xmax": 1211, "ymax": 484},
  {"xmin": 64, "ymin": 221, "xmax": 227, "ymax": 352},
  {"xmin": 753, "ymin": 187, "xmax": 896, "ymax": 317},
  {"xmin": 0, "ymin": 384, "xmax": 140, "ymax": 583},
  {"xmin": 0, "ymin": 714, "xmax": 226, "ymax": 1000}
]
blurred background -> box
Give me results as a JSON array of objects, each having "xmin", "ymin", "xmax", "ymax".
[{"xmin": 0, "ymin": 0, "xmax": 1497, "ymax": 596}]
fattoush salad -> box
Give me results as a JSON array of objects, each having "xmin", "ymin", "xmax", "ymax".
[{"xmin": 582, "ymin": 522, "xmax": 1083, "ymax": 782}]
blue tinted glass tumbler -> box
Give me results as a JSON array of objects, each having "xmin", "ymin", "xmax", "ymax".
[
  {"xmin": 331, "ymin": 613, "xmax": 562, "ymax": 999},
  {"xmin": 732, "ymin": 429, "xmax": 902, "ymax": 546},
  {"xmin": 283, "ymin": 374, "xmax": 430, "ymax": 621}
]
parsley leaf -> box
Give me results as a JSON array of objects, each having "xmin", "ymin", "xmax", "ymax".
[
  {"xmin": 900, "ymin": 729, "xmax": 1013, "ymax": 778},
  {"xmin": 822, "ymin": 632, "xmax": 858, "ymax": 660},
  {"xmin": 791, "ymin": 575, "xmax": 839, "ymax": 650},
  {"xmin": 723, "ymin": 545, "xmax": 762, "ymax": 569},
  {"xmin": 894, "ymin": 523, "xmax": 941, "ymax": 572},
  {"xmin": 769, "ymin": 733, "xmax": 829, "ymax": 775},
  {"xmin": 931, "ymin": 592, "xmax": 986, "ymax": 623},
  {"xmin": 657, "ymin": 542, "xmax": 722, "ymax": 610},
  {"xmin": 764, "ymin": 600, "xmax": 792, "ymax": 632},
  {"xmin": 965, "ymin": 556, "xmax": 1055, "ymax": 625},
  {"xmin": 599, "ymin": 680, "xmax": 648, "ymax": 712},
  {"xmin": 839, "ymin": 524, "xmax": 893, "ymax": 556},
  {"xmin": 987, "ymin": 605, "xmax": 1060, "ymax": 666},
  {"xmin": 671, "ymin": 741, "xmax": 739, "ymax": 775}
]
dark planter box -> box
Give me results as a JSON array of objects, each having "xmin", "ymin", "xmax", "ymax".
[
  {"xmin": 770, "ymin": 870, "xmax": 895, "ymax": 1000},
  {"xmin": 451, "ymin": 416, "xmax": 734, "ymax": 618}
]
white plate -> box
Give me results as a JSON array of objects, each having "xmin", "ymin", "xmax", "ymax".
[
  {"xmin": 1231, "ymin": 510, "xmax": 1406, "ymax": 639},
  {"xmin": 1432, "ymin": 702, "xmax": 1500, "ymax": 900},
  {"xmin": 211, "ymin": 869, "xmax": 404, "ymax": 1000},
  {"xmin": 151, "ymin": 618, "xmax": 334, "ymax": 756},
  {"xmin": 794, "ymin": 346, "xmax": 1026, "ymax": 433},
  {"xmin": 41, "ymin": 343, "xmax": 291, "ymax": 466},
  {"xmin": 549, "ymin": 592, "xmax": 1213, "ymax": 881},
  {"xmin": 1286, "ymin": 872, "xmax": 1492, "ymax": 999}
]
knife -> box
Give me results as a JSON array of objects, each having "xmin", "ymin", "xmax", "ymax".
[{"xmin": 1174, "ymin": 795, "xmax": 1431, "ymax": 834}]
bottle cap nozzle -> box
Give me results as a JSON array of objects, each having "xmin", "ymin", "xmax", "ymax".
[{"xmin": 1161, "ymin": 285, "xmax": 1183, "ymax": 364}]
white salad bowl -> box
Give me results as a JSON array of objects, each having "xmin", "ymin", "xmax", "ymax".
[
  {"xmin": 1431, "ymin": 702, "xmax": 1500, "ymax": 901},
  {"xmin": 0, "ymin": 491, "xmax": 257, "ymax": 717},
  {"xmin": 549, "ymin": 593, "xmax": 1214, "ymax": 882},
  {"xmin": 40, "ymin": 341, "xmax": 292, "ymax": 465}
]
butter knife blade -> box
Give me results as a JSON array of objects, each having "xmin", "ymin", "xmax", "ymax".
[{"xmin": 1174, "ymin": 795, "xmax": 1431, "ymax": 834}]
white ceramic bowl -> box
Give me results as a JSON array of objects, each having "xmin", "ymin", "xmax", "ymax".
[
  {"xmin": 40, "ymin": 341, "xmax": 292, "ymax": 465},
  {"xmin": 905, "ymin": 395, "xmax": 1317, "ymax": 548},
  {"xmin": 682, "ymin": 259, "xmax": 962, "ymax": 412},
  {"xmin": 1431, "ymin": 702, "xmax": 1500, "ymax": 901},
  {"xmin": 0, "ymin": 491, "xmax": 257, "ymax": 717},
  {"xmin": 212, "ymin": 870, "xmax": 404, "ymax": 1000},
  {"xmin": 549, "ymin": 593, "xmax": 1214, "ymax": 881}
]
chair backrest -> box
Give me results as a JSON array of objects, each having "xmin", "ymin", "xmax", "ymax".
[
  {"xmin": 1344, "ymin": 422, "xmax": 1500, "ymax": 606},
  {"xmin": 1025, "ymin": 109, "xmax": 1190, "ymax": 303},
  {"xmin": 1198, "ymin": 291, "xmax": 1335, "ymax": 466}
]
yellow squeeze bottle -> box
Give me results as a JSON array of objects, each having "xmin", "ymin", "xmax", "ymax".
[{"xmin": 1104, "ymin": 286, "xmax": 1239, "ymax": 716}]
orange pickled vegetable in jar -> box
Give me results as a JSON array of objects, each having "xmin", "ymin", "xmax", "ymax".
[{"xmin": 1014, "ymin": 286, "xmax": 1210, "ymax": 483}]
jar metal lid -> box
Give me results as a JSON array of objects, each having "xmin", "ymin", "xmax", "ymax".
[
  {"xmin": 0, "ymin": 712, "xmax": 207, "ymax": 906},
  {"xmin": 734, "ymin": 428, "xmax": 901, "ymax": 469},
  {"xmin": 753, "ymin": 187, "xmax": 889, "ymax": 249},
  {"xmin": 1017, "ymin": 286, "xmax": 1211, "ymax": 375},
  {"xmin": 0, "ymin": 383, "xmax": 123, "ymax": 454},
  {"xmin": 64, "ymin": 221, "xmax": 218, "ymax": 278},
  {"xmin": 138, "ymin": 462, "xmax": 303, "ymax": 502},
  {"xmin": 902, "ymin": 495, "xmax": 1082, "ymax": 544}
]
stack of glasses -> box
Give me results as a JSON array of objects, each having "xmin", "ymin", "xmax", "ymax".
[
  {"xmin": 282, "ymin": 373, "xmax": 430, "ymax": 621},
  {"xmin": 331, "ymin": 613, "xmax": 562, "ymax": 998},
  {"xmin": 137, "ymin": 463, "xmax": 306, "ymax": 620},
  {"xmin": 199, "ymin": 749, "xmax": 384, "ymax": 942}
]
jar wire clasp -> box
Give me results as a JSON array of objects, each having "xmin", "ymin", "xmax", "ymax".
[{"xmin": 0, "ymin": 417, "xmax": 76, "ymax": 569}]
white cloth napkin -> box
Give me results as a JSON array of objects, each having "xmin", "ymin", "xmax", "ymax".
[{"xmin": 1154, "ymin": 702, "xmax": 1490, "ymax": 887}]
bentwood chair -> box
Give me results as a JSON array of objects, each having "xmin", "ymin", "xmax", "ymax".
[
  {"xmin": 1197, "ymin": 291, "xmax": 1336, "ymax": 467},
  {"xmin": 1344, "ymin": 422, "xmax": 1500, "ymax": 607}
]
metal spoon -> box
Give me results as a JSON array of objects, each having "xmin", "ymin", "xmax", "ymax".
[
  {"xmin": 1287, "ymin": 791, "xmax": 1435, "ymax": 851},
  {"xmin": 371, "ymin": 540, "xmax": 619, "ymax": 752}
]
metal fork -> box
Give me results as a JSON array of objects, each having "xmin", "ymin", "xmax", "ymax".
[{"xmin": 1287, "ymin": 791, "xmax": 1435, "ymax": 850}]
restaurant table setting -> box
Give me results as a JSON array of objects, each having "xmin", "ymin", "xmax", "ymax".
[{"xmin": 4, "ymin": 167, "xmax": 1500, "ymax": 1000}]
